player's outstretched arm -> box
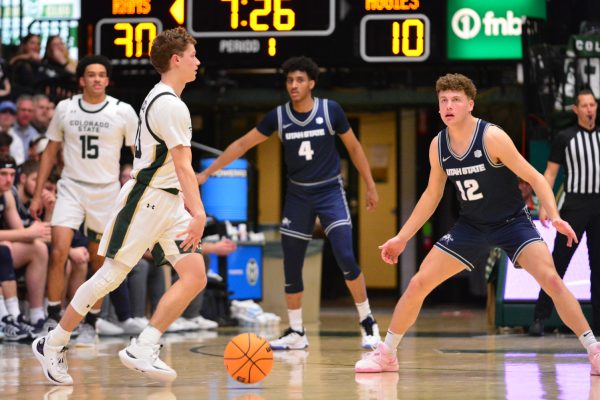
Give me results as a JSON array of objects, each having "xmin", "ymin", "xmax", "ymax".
[
  {"xmin": 339, "ymin": 128, "xmax": 378, "ymax": 211},
  {"xmin": 538, "ymin": 161, "xmax": 560, "ymax": 227},
  {"xmin": 196, "ymin": 128, "xmax": 269, "ymax": 185},
  {"xmin": 484, "ymin": 126, "xmax": 578, "ymax": 247},
  {"xmin": 30, "ymin": 139, "xmax": 60, "ymax": 219},
  {"xmin": 379, "ymin": 137, "xmax": 447, "ymax": 264},
  {"xmin": 171, "ymin": 144, "xmax": 206, "ymax": 252}
]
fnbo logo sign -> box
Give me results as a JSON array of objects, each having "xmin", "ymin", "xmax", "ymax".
[{"xmin": 447, "ymin": 0, "xmax": 546, "ymax": 60}]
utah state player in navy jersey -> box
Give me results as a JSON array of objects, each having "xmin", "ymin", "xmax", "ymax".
[
  {"xmin": 197, "ymin": 56, "xmax": 381, "ymax": 350},
  {"xmin": 355, "ymin": 73, "xmax": 600, "ymax": 375}
]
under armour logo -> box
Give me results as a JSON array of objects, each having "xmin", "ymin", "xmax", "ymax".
[{"xmin": 146, "ymin": 203, "xmax": 155, "ymax": 210}]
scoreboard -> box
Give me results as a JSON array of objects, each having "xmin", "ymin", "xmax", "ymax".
[{"xmin": 80, "ymin": 0, "xmax": 440, "ymax": 67}]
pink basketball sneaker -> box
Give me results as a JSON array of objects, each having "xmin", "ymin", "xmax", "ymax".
[
  {"xmin": 355, "ymin": 343, "xmax": 399, "ymax": 373},
  {"xmin": 588, "ymin": 342, "xmax": 600, "ymax": 375}
]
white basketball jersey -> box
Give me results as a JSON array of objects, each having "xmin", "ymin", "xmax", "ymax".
[
  {"xmin": 46, "ymin": 94, "xmax": 137, "ymax": 184},
  {"xmin": 132, "ymin": 82, "xmax": 192, "ymax": 191}
]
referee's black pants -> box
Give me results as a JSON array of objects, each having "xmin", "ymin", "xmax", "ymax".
[{"xmin": 533, "ymin": 194, "xmax": 600, "ymax": 333}]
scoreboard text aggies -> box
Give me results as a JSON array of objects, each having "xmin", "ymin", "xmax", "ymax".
[{"xmin": 81, "ymin": 0, "xmax": 436, "ymax": 68}]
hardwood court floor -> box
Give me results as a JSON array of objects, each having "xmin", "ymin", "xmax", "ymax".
[{"xmin": 1, "ymin": 307, "xmax": 598, "ymax": 400}]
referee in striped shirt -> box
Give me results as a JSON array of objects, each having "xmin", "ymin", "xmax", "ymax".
[{"xmin": 530, "ymin": 89, "xmax": 599, "ymax": 336}]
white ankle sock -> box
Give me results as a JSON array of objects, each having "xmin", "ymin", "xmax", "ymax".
[
  {"xmin": 355, "ymin": 300, "xmax": 372, "ymax": 322},
  {"xmin": 5, "ymin": 297, "xmax": 20, "ymax": 318},
  {"xmin": 138, "ymin": 325, "xmax": 162, "ymax": 346},
  {"xmin": 47, "ymin": 324, "xmax": 72, "ymax": 347},
  {"xmin": 30, "ymin": 307, "xmax": 45, "ymax": 324},
  {"xmin": 580, "ymin": 330, "xmax": 597, "ymax": 350},
  {"xmin": 0, "ymin": 296, "xmax": 8, "ymax": 319},
  {"xmin": 383, "ymin": 330, "xmax": 404, "ymax": 352},
  {"xmin": 288, "ymin": 309, "xmax": 303, "ymax": 332}
]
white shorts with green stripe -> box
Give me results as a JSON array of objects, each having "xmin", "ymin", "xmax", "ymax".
[{"xmin": 98, "ymin": 179, "xmax": 200, "ymax": 268}]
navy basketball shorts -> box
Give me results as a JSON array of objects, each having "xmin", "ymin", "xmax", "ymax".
[
  {"xmin": 280, "ymin": 177, "xmax": 351, "ymax": 240},
  {"xmin": 434, "ymin": 208, "xmax": 544, "ymax": 270}
]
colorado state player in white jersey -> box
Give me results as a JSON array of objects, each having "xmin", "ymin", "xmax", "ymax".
[
  {"xmin": 33, "ymin": 27, "xmax": 206, "ymax": 385},
  {"xmin": 197, "ymin": 56, "xmax": 381, "ymax": 350},
  {"xmin": 355, "ymin": 73, "xmax": 600, "ymax": 375},
  {"xmin": 30, "ymin": 55, "xmax": 138, "ymax": 343}
]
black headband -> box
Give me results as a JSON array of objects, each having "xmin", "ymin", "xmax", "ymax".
[{"xmin": 0, "ymin": 161, "xmax": 16, "ymax": 170}]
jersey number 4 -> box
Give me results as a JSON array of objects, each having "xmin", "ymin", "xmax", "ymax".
[
  {"xmin": 80, "ymin": 135, "xmax": 99, "ymax": 159},
  {"xmin": 298, "ymin": 140, "xmax": 314, "ymax": 161},
  {"xmin": 456, "ymin": 179, "xmax": 483, "ymax": 201}
]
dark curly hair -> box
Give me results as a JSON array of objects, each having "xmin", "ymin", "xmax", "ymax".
[{"xmin": 281, "ymin": 56, "xmax": 319, "ymax": 81}]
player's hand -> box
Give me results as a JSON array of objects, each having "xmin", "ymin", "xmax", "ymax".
[
  {"xmin": 366, "ymin": 186, "xmax": 379, "ymax": 211},
  {"xmin": 29, "ymin": 196, "xmax": 44, "ymax": 220},
  {"xmin": 69, "ymin": 247, "xmax": 89, "ymax": 264},
  {"xmin": 177, "ymin": 214, "xmax": 206, "ymax": 252},
  {"xmin": 211, "ymin": 239, "xmax": 237, "ymax": 256},
  {"xmin": 539, "ymin": 207, "xmax": 551, "ymax": 228},
  {"xmin": 40, "ymin": 189, "xmax": 56, "ymax": 211},
  {"xmin": 196, "ymin": 171, "xmax": 209, "ymax": 185},
  {"xmin": 552, "ymin": 218, "xmax": 578, "ymax": 247},
  {"xmin": 378, "ymin": 235, "xmax": 407, "ymax": 264},
  {"xmin": 27, "ymin": 221, "xmax": 51, "ymax": 242}
]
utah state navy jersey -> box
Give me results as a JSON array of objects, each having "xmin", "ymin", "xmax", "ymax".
[
  {"xmin": 256, "ymin": 98, "xmax": 350, "ymax": 184},
  {"xmin": 438, "ymin": 119, "xmax": 524, "ymax": 225}
]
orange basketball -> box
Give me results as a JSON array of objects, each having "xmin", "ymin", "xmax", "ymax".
[{"xmin": 224, "ymin": 333, "xmax": 274, "ymax": 384}]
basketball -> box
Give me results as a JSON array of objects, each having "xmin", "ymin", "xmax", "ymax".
[{"xmin": 224, "ymin": 333, "xmax": 274, "ymax": 384}]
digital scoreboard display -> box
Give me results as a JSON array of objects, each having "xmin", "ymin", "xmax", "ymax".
[{"xmin": 80, "ymin": 0, "xmax": 440, "ymax": 67}]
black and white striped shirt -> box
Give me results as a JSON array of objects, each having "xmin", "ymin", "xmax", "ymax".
[{"xmin": 550, "ymin": 124, "xmax": 600, "ymax": 194}]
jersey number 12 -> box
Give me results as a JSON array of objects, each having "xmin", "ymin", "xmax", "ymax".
[
  {"xmin": 298, "ymin": 140, "xmax": 314, "ymax": 161},
  {"xmin": 456, "ymin": 179, "xmax": 483, "ymax": 201}
]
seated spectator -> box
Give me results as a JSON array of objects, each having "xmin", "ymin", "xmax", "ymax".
[
  {"xmin": 9, "ymin": 34, "xmax": 42, "ymax": 97},
  {"xmin": 28, "ymin": 136, "xmax": 49, "ymax": 162},
  {"xmin": 0, "ymin": 133, "xmax": 12, "ymax": 159},
  {"xmin": 9, "ymin": 95, "xmax": 39, "ymax": 163},
  {"xmin": 38, "ymin": 36, "xmax": 76, "ymax": 102},
  {"xmin": 0, "ymin": 101, "xmax": 24, "ymax": 165},
  {"xmin": 0, "ymin": 154, "xmax": 50, "ymax": 334},
  {"xmin": 31, "ymin": 94, "xmax": 52, "ymax": 134}
]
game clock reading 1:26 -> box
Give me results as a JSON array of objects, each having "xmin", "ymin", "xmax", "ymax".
[{"xmin": 187, "ymin": 0, "xmax": 335, "ymax": 37}]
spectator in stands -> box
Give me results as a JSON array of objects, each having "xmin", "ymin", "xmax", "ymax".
[
  {"xmin": 9, "ymin": 34, "xmax": 42, "ymax": 97},
  {"xmin": 0, "ymin": 154, "xmax": 50, "ymax": 333},
  {"xmin": 0, "ymin": 133, "xmax": 12, "ymax": 159},
  {"xmin": 31, "ymin": 94, "xmax": 52, "ymax": 134},
  {"xmin": 39, "ymin": 36, "xmax": 76, "ymax": 102},
  {"xmin": 10, "ymin": 95, "xmax": 39, "ymax": 162},
  {"xmin": 0, "ymin": 101, "xmax": 24, "ymax": 165},
  {"xmin": 0, "ymin": 43, "xmax": 11, "ymax": 101}
]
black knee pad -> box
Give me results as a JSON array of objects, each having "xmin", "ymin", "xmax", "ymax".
[
  {"xmin": 0, "ymin": 245, "xmax": 15, "ymax": 282},
  {"xmin": 327, "ymin": 226, "xmax": 361, "ymax": 280},
  {"xmin": 282, "ymin": 234, "xmax": 309, "ymax": 294}
]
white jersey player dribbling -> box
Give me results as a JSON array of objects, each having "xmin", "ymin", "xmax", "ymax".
[{"xmin": 98, "ymin": 81, "xmax": 197, "ymax": 267}]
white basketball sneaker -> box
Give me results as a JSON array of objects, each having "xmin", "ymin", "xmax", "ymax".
[
  {"xmin": 270, "ymin": 327, "xmax": 309, "ymax": 350},
  {"xmin": 118, "ymin": 338, "xmax": 177, "ymax": 382},
  {"xmin": 588, "ymin": 342, "xmax": 600, "ymax": 375},
  {"xmin": 359, "ymin": 315, "xmax": 382, "ymax": 349},
  {"xmin": 32, "ymin": 336, "xmax": 73, "ymax": 385}
]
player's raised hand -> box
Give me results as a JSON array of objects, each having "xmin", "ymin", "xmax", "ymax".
[
  {"xmin": 552, "ymin": 218, "xmax": 578, "ymax": 247},
  {"xmin": 378, "ymin": 235, "xmax": 407, "ymax": 264},
  {"xmin": 366, "ymin": 186, "xmax": 379, "ymax": 211}
]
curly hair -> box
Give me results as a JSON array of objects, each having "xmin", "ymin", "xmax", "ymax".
[
  {"xmin": 150, "ymin": 27, "xmax": 197, "ymax": 74},
  {"xmin": 435, "ymin": 73, "xmax": 477, "ymax": 100},
  {"xmin": 281, "ymin": 56, "xmax": 319, "ymax": 81}
]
